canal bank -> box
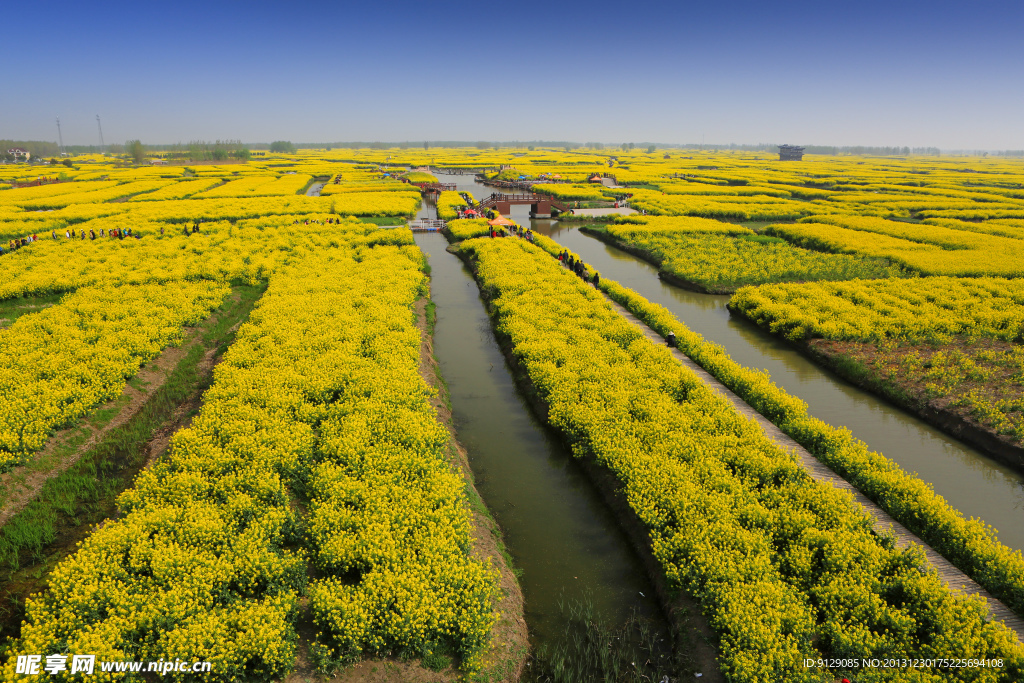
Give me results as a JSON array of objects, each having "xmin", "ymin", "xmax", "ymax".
[{"xmin": 414, "ymin": 232, "xmax": 712, "ymax": 680}]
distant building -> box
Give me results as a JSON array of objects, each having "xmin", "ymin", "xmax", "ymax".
[
  {"xmin": 778, "ymin": 145, "xmax": 805, "ymax": 161},
  {"xmin": 150, "ymin": 158, "xmax": 168, "ymax": 165},
  {"xmin": 8, "ymin": 148, "xmax": 30, "ymax": 162}
]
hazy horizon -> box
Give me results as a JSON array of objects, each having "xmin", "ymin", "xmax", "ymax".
[{"xmin": 4, "ymin": 0, "xmax": 1022, "ymax": 150}]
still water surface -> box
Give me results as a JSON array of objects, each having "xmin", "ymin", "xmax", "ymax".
[{"xmin": 414, "ymin": 230, "xmax": 665, "ymax": 646}]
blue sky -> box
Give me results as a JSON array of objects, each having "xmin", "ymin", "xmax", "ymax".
[{"xmin": 3, "ymin": 0, "xmax": 1022, "ymax": 148}]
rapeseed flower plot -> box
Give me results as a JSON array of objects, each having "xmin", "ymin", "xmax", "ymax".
[
  {"xmin": 4, "ymin": 238, "xmax": 496, "ymax": 679},
  {"xmin": 445, "ymin": 218, "xmax": 491, "ymax": 240},
  {"xmin": 436, "ymin": 190, "xmax": 473, "ymax": 220},
  {"xmin": 0, "ymin": 281, "xmax": 228, "ymax": 470},
  {"xmin": 0, "ymin": 218, "xmax": 412, "ymax": 299},
  {"xmin": 603, "ymin": 222, "xmax": 906, "ymax": 291},
  {"xmin": 730, "ymin": 277, "xmax": 1024, "ymax": 345},
  {"xmin": 764, "ymin": 215, "xmax": 1024, "ymax": 277},
  {"xmin": 0, "ymin": 181, "xmax": 121, "ymax": 207},
  {"xmin": 460, "ymin": 237, "xmax": 1024, "ymax": 682},
  {"xmin": 128, "ymin": 178, "xmax": 223, "ymax": 201},
  {"xmin": 16, "ymin": 181, "xmax": 176, "ymax": 209}
]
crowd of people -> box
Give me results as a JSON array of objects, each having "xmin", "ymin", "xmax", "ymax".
[
  {"xmin": 2, "ymin": 215, "xmax": 359, "ymax": 257},
  {"xmin": 480, "ymin": 212, "xmax": 604, "ymax": 289},
  {"xmin": 0, "ymin": 221, "xmax": 175, "ymax": 256},
  {"xmin": 489, "ymin": 223, "xmax": 536, "ymax": 242},
  {"xmin": 556, "ymin": 249, "xmax": 599, "ymax": 287},
  {"xmin": 3, "ymin": 226, "xmax": 146, "ymax": 255}
]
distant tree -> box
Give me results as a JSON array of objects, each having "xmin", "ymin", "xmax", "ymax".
[
  {"xmin": 269, "ymin": 141, "xmax": 295, "ymax": 153},
  {"xmin": 423, "ymin": 141, "xmax": 429, "ymax": 150},
  {"xmin": 212, "ymin": 148, "xmax": 228, "ymax": 161},
  {"xmin": 126, "ymin": 139, "xmax": 145, "ymax": 164},
  {"xmin": 62, "ymin": 158, "xmax": 74, "ymax": 167},
  {"xmin": 646, "ymin": 145, "xmax": 656, "ymax": 153}
]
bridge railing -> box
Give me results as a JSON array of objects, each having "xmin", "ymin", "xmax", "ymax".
[{"xmin": 408, "ymin": 218, "xmax": 447, "ymax": 232}]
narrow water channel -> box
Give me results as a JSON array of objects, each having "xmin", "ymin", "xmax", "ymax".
[
  {"xmin": 413, "ymin": 231, "xmax": 665, "ymax": 649},
  {"xmin": 539, "ymin": 224, "xmax": 1024, "ymax": 553}
]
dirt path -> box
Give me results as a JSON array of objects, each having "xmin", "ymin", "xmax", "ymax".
[
  {"xmin": 0, "ymin": 290, "xmax": 259, "ymax": 644},
  {"xmin": 568, "ymin": 207, "xmax": 636, "ymax": 217},
  {"xmin": 0, "ymin": 293, "xmax": 241, "ymax": 529},
  {"xmin": 1, "ymin": 333, "xmax": 193, "ymax": 527}
]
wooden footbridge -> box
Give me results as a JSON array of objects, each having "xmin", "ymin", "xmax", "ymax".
[
  {"xmin": 410, "ymin": 182, "xmax": 457, "ymax": 195},
  {"xmin": 476, "ymin": 192, "xmax": 571, "ymax": 218}
]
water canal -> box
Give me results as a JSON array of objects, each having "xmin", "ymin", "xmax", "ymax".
[
  {"xmin": 413, "ymin": 231, "xmax": 667, "ymax": 652},
  {"xmin": 429, "ymin": 170, "xmax": 1024, "ymax": 555}
]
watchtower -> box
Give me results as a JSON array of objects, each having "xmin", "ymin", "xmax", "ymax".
[{"xmin": 778, "ymin": 145, "xmax": 805, "ymax": 161}]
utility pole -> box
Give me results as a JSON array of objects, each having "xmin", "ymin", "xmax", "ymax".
[
  {"xmin": 96, "ymin": 115, "xmax": 105, "ymax": 152},
  {"xmin": 56, "ymin": 116, "xmax": 67, "ymax": 156}
]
